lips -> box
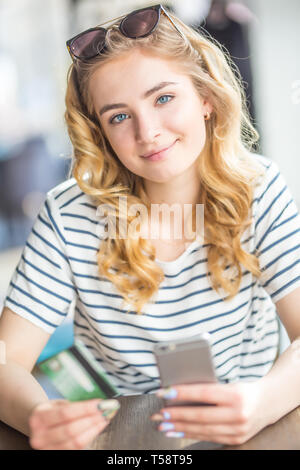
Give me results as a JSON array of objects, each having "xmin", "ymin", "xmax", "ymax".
[{"xmin": 141, "ymin": 140, "xmax": 177, "ymax": 159}]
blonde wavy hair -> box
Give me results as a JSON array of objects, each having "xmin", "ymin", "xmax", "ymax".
[{"xmin": 65, "ymin": 10, "xmax": 265, "ymax": 314}]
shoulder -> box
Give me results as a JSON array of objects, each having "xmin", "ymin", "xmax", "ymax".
[
  {"xmin": 43, "ymin": 178, "xmax": 107, "ymax": 241},
  {"xmin": 44, "ymin": 178, "xmax": 100, "ymax": 218},
  {"xmin": 248, "ymin": 154, "xmax": 297, "ymax": 239},
  {"xmin": 250, "ymin": 153, "xmax": 279, "ymax": 177},
  {"xmin": 46, "ymin": 178, "xmax": 88, "ymax": 207},
  {"xmin": 249, "ymin": 153, "xmax": 283, "ymax": 201}
]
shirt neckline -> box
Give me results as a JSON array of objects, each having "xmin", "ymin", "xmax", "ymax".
[{"xmin": 155, "ymin": 239, "xmax": 201, "ymax": 266}]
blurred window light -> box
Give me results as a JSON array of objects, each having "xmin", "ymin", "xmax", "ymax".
[
  {"xmin": 0, "ymin": 55, "xmax": 18, "ymax": 108},
  {"xmin": 172, "ymin": 0, "xmax": 212, "ymax": 24},
  {"xmin": 292, "ymin": 80, "xmax": 300, "ymax": 105}
]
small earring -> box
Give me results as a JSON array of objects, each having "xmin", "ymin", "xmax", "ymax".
[{"xmin": 204, "ymin": 112, "xmax": 210, "ymax": 121}]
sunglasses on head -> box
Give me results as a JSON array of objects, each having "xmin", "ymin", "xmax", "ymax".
[{"xmin": 66, "ymin": 4, "xmax": 184, "ymax": 62}]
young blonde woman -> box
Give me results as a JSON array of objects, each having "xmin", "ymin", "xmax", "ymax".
[{"xmin": 0, "ymin": 4, "xmax": 299, "ymax": 450}]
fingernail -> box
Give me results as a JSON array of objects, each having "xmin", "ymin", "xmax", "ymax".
[
  {"xmin": 159, "ymin": 422, "xmax": 175, "ymax": 432},
  {"xmin": 151, "ymin": 411, "xmax": 171, "ymax": 421},
  {"xmin": 156, "ymin": 387, "xmax": 178, "ymax": 400},
  {"xmin": 103, "ymin": 408, "xmax": 119, "ymax": 420},
  {"xmin": 151, "ymin": 413, "xmax": 164, "ymax": 421},
  {"xmin": 97, "ymin": 399, "xmax": 120, "ymax": 419},
  {"xmin": 165, "ymin": 431, "xmax": 185, "ymax": 438}
]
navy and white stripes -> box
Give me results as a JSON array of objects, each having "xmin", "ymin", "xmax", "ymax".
[{"xmin": 4, "ymin": 154, "xmax": 300, "ymax": 395}]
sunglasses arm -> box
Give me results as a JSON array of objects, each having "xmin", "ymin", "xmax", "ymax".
[
  {"xmin": 95, "ymin": 13, "xmax": 126, "ymax": 28},
  {"xmin": 161, "ymin": 5, "xmax": 185, "ymax": 39},
  {"xmin": 67, "ymin": 44, "xmax": 75, "ymax": 62}
]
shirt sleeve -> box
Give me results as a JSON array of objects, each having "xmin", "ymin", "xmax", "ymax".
[
  {"xmin": 4, "ymin": 194, "xmax": 77, "ymax": 334},
  {"xmin": 253, "ymin": 158, "xmax": 300, "ymax": 303}
]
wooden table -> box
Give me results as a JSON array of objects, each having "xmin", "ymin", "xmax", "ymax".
[{"xmin": 1, "ymin": 394, "xmax": 299, "ymax": 450}]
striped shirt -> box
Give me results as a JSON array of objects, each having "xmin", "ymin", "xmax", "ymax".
[{"xmin": 4, "ymin": 154, "xmax": 300, "ymax": 395}]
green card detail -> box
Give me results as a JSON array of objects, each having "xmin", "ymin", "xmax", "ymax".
[{"xmin": 38, "ymin": 339, "xmax": 119, "ymax": 401}]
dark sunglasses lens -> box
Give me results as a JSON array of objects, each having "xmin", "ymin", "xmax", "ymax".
[
  {"xmin": 71, "ymin": 29, "xmax": 106, "ymax": 58},
  {"xmin": 121, "ymin": 9, "xmax": 159, "ymax": 38}
]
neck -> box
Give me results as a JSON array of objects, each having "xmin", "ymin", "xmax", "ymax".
[
  {"xmin": 142, "ymin": 165, "xmax": 201, "ymax": 242},
  {"xmin": 143, "ymin": 164, "xmax": 201, "ymax": 207}
]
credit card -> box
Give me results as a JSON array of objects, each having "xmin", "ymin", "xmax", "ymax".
[{"xmin": 38, "ymin": 339, "xmax": 119, "ymax": 401}]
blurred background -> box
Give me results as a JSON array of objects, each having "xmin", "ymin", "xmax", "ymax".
[{"xmin": 0, "ymin": 0, "xmax": 299, "ymax": 358}]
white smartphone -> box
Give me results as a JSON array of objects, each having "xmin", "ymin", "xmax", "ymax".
[{"xmin": 153, "ymin": 332, "xmax": 218, "ymax": 406}]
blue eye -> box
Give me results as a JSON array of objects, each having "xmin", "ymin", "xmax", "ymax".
[
  {"xmin": 109, "ymin": 95, "xmax": 174, "ymax": 125},
  {"xmin": 110, "ymin": 113, "xmax": 128, "ymax": 125},
  {"xmin": 157, "ymin": 94, "xmax": 173, "ymax": 104}
]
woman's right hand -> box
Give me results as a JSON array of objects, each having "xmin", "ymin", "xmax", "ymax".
[{"xmin": 28, "ymin": 398, "xmax": 120, "ymax": 450}]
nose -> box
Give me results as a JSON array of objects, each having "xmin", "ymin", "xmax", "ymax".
[{"xmin": 134, "ymin": 113, "xmax": 161, "ymax": 144}]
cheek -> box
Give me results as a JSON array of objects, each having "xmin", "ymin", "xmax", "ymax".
[
  {"xmin": 105, "ymin": 130, "xmax": 133, "ymax": 162},
  {"xmin": 173, "ymin": 100, "xmax": 205, "ymax": 133},
  {"xmin": 181, "ymin": 107, "xmax": 207, "ymax": 150},
  {"xmin": 107, "ymin": 136, "xmax": 141, "ymax": 174},
  {"xmin": 194, "ymin": 119, "xmax": 207, "ymax": 146}
]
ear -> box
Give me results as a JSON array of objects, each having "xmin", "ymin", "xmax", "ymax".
[{"xmin": 203, "ymin": 99, "xmax": 213, "ymax": 115}]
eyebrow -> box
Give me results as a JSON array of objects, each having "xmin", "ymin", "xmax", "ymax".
[{"xmin": 99, "ymin": 81, "xmax": 179, "ymax": 116}]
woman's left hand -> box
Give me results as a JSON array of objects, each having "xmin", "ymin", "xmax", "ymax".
[{"xmin": 151, "ymin": 380, "xmax": 270, "ymax": 446}]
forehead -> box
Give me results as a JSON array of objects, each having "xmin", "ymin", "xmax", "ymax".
[{"xmin": 89, "ymin": 49, "xmax": 190, "ymax": 104}]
